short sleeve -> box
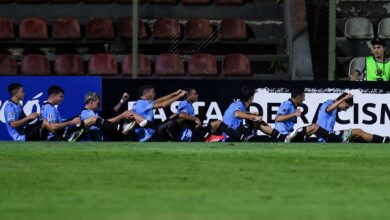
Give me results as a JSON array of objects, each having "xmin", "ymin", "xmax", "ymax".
[
  {"xmin": 277, "ymin": 102, "xmax": 290, "ymax": 116},
  {"xmin": 4, "ymin": 104, "xmax": 16, "ymax": 123},
  {"xmin": 80, "ymin": 110, "xmax": 94, "ymax": 120}
]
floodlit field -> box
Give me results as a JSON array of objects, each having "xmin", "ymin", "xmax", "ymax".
[{"xmin": 1, "ymin": 142, "xmax": 390, "ymax": 220}]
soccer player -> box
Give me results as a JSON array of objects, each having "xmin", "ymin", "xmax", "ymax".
[
  {"xmin": 219, "ymin": 86, "xmax": 285, "ymax": 142},
  {"xmin": 275, "ymin": 88, "xmax": 343, "ymax": 142},
  {"xmin": 132, "ymin": 86, "xmax": 187, "ymax": 142},
  {"xmin": 40, "ymin": 85, "xmax": 81, "ymax": 141},
  {"xmin": 77, "ymin": 92, "xmax": 145, "ymax": 141},
  {"xmin": 4, "ymin": 83, "xmax": 42, "ymax": 141},
  {"xmin": 317, "ymin": 93, "xmax": 390, "ymax": 143}
]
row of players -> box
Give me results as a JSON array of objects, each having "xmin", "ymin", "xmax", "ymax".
[{"xmin": 3, "ymin": 83, "xmax": 390, "ymax": 143}]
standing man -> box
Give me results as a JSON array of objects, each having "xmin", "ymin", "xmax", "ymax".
[
  {"xmin": 350, "ymin": 38, "xmax": 390, "ymax": 81},
  {"xmin": 317, "ymin": 93, "xmax": 390, "ymax": 143},
  {"xmin": 4, "ymin": 83, "xmax": 41, "ymax": 141}
]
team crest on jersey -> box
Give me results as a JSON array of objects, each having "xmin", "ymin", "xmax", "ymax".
[
  {"xmin": 8, "ymin": 112, "xmax": 13, "ymax": 118},
  {"xmin": 282, "ymin": 109, "xmax": 287, "ymax": 113},
  {"xmin": 48, "ymin": 114, "xmax": 54, "ymax": 119}
]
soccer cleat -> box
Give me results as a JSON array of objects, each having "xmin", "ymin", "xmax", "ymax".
[
  {"xmin": 342, "ymin": 128, "xmax": 353, "ymax": 143},
  {"xmin": 284, "ymin": 128, "xmax": 300, "ymax": 143},
  {"xmin": 122, "ymin": 121, "xmax": 136, "ymax": 134},
  {"xmin": 242, "ymin": 134, "xmax": 257, "ymax": 142},
  {"xmin": 205, "ymin": 135, "xmax": 226, "ymax": 142},
  {"xmin": 67, "ymin": 128, "xmax": 85, "ymax": 142}
]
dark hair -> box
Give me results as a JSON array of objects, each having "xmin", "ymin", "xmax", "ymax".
[
  {"xmin": 336, "ymin": 93, "xmax": 354, "ymax": 106},
  {"xmin": 7, "ymin": 83, "xmax": 23, "ymax": 96},
  {"xmin": 48, "ymin": 85, "xmax": 64, "ymax": 96},
  {"xmin": 291, "ymin": 88, "xmax": 305, "ymax": 98},
  {"xmin": 240, "ymin": 86, "xmax": 255, "ymax": 102},
  {"xmin": 138, "ymin": 85, "xmax": 154, "ymax": 97}
]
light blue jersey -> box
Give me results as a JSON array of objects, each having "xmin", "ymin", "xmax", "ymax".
[
  {"xmin": 4, "ymin": 100, "xmax": 26, "ymax": 141},
  {"xmin": 317, "ymin": 100, "xmax": 338, "ymax": 142},
  {"xmin": 275, "ymin": 99, "xmax": 297, "ymax": 135},
  {"xmin": 222, "ymin": 100, "xmax": 246, "ymax": 130},
  {"xmin": 132, "ymin": 99, "xmax": 155, "ymax": 142},
  {"xmin": 80, "ymin": 108, "xmax": 102, "ymax": 141},
  {"xmin": 41, "ymin": 102, "xmax": 63, "ymax": 140},
  {"xmin": 177, "ymin": 99, "xmax": 195, "ymax": 141}
]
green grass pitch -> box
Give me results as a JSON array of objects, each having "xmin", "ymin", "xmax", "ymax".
[{"xmin": 1, "ymin": 142, "xmax": 390, "ymax": 220}]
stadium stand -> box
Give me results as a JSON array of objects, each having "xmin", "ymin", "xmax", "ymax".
[
  {"xmin": 188, "ymin": 53, "xmax": 218, "ymax": 76},
  {"xmin": 222, "ymin": 53, "xmax": 251, "ymax": 76},
  {"xmin": 54, "ymin": 54, "xmax": 84, "ymax": 75},
  {"xmin": 52, "ymin": 18, "xmax": 81, "ymax": 40},
  {"xmin": 155, "ymin": 53, "xmax": 185, "ymax": 76},
  {"xmin": 19, "ymin": 17, "xmax": 48, "ymax": 40},
  {"xmin": 88, "ymin": 53, "xmax": 118, "ymax": 75},
  {"xmin": 122, "ymin": 53, "xmax": 152, "ymax": 76},
  {"xmin": 21, "ymin": 54, "xmax": 50, "ymax": 75},
  {"xmin": 0, "ymin": 18, "xmax": 14, "ymax": 40},
  {"xmin": 0, "ymin": 54, "xmax": 17, "ymax": 75}
]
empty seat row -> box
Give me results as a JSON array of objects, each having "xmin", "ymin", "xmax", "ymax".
[
  {"xmin": 344, "ymin": 17, "xmax": 390, "ymax": 40},
  {"xmin": 0, "ymin": 53, "xmax": 251, "ymax": 76},
  {"xmin": 0, "ymin": 17, "xmax": 248, "ymax": 40},
  {"xmin": 0, "ymin": 0, "xmax": 246, "ymax": 4}
]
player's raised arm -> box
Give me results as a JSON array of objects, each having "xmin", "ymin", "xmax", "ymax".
[
  {"xmin": 154, "ymin": 89, "xmax": 182, "ymax": 104},
  {"xmin": 154, "ymin": 90, "xmax": 187, "ymax": 109},
  {"xmin": 325, "ymin": 93, "xmax": 353, "ymax": 113}
]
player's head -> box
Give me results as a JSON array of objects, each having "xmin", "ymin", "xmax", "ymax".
[
  {"xmin": 240, "ymin": 86, "xmax": 255, "ymax": 105},
  {"xmin": 139, "ymin": 85, "xmax": 155, "ymax": 100},
  {"xmin": 7, "ymin": 83, "xmax": 24, "ymax": 100},
  {"xmin": 48, "ymin": 85, "xmax": 64, "ymax": 105},
  {"xmin": 371, "ymin": 38, "xmax": 386, "ymax": 58},
  {"xmin": 84, "ymin": 92, "xmax": 100, "ymax": 110},
  {"xmin": 336, "ymin": 93, "xmax": 354, "ymax": 111},
  {"xmin": 185, "ymin": 88, "xmax": 198, "ymax": 102},
  {"xmin": 291, "ymin": 88, "xmax": 305, "ymax": 106}
]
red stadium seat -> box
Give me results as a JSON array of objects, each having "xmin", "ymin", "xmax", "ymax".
[
  {"xmin": 118, "ymin": 18, "xmax": 148, "ymax": 39},
  {"xmin": 21, "ymin": 54, "xmax": 50, "ymax": 75},
  {"xmin": 122, "ymin": 54, "xmax": 151, "ymax": 76},
  {"xmin": 153, "ymin": 18, "xmax": 181, "ymax": 39},
  {"xmin": 222, "ymin": 53, "xmax": 251, "ymax": 76},
  {"xmin": 188, "ymin": 53, "xmax": 217, "ymax": 76},
  {"xmin": 220, "ymin": 19, "xmax": 247, "ymax": 40},
  {"xmin": 52, "ymin": 18, "xmax": 81, "ymax": 40},
  {"xmin": 88, "ymin": 54, "xmax": 117, "ymax": 75},
  {"xmin": 149, "ymin": 0, "xmax": 177, "ymax": 4},
  {"xmin": 116, "ymin": 0, "xmax": 145, "ymax": 3},
  {"xmin": 0, "ymin": 54, "xmax": 16, "ymax": 75},
  {"xmin": 55, "ymin": 55, "xmax": 83, "ymax": 75},
  {"xmin": 182, "ymin": 0, "xmax": 211, "ymax": 4},
  {"xmin": 155, "ymin": 53, "xmax": 184, "ymax": 75},
  {"xmin": 19, "ymin": 17, "xmax": 48, "ymax": 40},
  {"xmin": 0, "ymin": 18, "xmax": 14, "ymax": 40},
  {"xmin": 86, "ymin": 17, "xmax": 115, "ymax": 40},
  {"xmin": 215, "ymin": 0, "xmax": 245, "ymax": 4},
  {"xmin": 186, "ymin": 18, "xmax": 213, "ymax": 40}
]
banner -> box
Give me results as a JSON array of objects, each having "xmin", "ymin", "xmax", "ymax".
[
  {"xmin": 102, "ymin": 79, "xmax": 390, "ymax": 136},
  {"xmin": 0, "ymin": 76, "xmax": 102, "ymax": 140}
]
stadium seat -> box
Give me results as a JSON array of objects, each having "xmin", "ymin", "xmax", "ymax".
[
  {"xmin": 19, "ymin": 17, "xmax": 48, "ymax": 40},
  {"xmin": 344, "ymin": 17, "xmax": 374, "ymax": 39},
  {"xmin": 55, "ymin": 55, "xmax": 84, "ymax": 75},
  {"xmin": 116, "ymin": 0, "xmax": 145, "ymax": 3},
  {"xmin": 153, "ymin": 18, "xmax": 181, "ymax": 39},
  {"xmin": 222, "ymin": 53, "xmax": 251, "ymax": 76},
  {"xmin": 21, "ymin": 54, "xmax": 50, "ymax": 75},
  {"xmin": 188, "ymin": 54, "xmax": 217, "ymax": 76},
  {"xmin": 155, "ymin": 53, "xmax": 184, "ymax": 75},
  {"xmin": 122, "ymin": 54, "xmax": 152, "ymax": 76},
  {"xmin": 86, "ymin": 17, "xmax": 115, "ymax": 40},
  {"xmin": 52, "ymin": 18, "xmax": 81, "ymax": 40},
  {"xmin": 0, "ymin": 18, "xmax": 14, "ymax": 40},
  {"xmin": 220, "ymin": 19, "xmax": 247, "ymax": 40},
  {"xmin": 186, "ymin": 18, "xmax": 213, "ymax": 40},
  {"xmin": 215, "ymin": 0, "xmax": 245, "ymax": 4},
  {"xmin": 378, "ymin": 18, "xmax": 390, "ymax": 39},
  {"xmin": 118, "ymin": 18, "xmax": 148, "ymax": 39},
  {"xmin": 182, "ymin": 0, "xmax": 211, "ymax": 4},
  {"xmin": 149, "ymin": 0, "xmax": 177, "ymax": 4},
  {"xmin": 0, "ymin": 54, "xmax": 16, "ymax": 75},
  {"xmin": 88, "ymin": 54, "xmax": 118, "ymax": 75}
]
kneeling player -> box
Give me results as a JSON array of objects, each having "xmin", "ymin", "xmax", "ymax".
[{"xmin": 317, "ymin": 93, "xmax": 389, "ymax": 143}]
